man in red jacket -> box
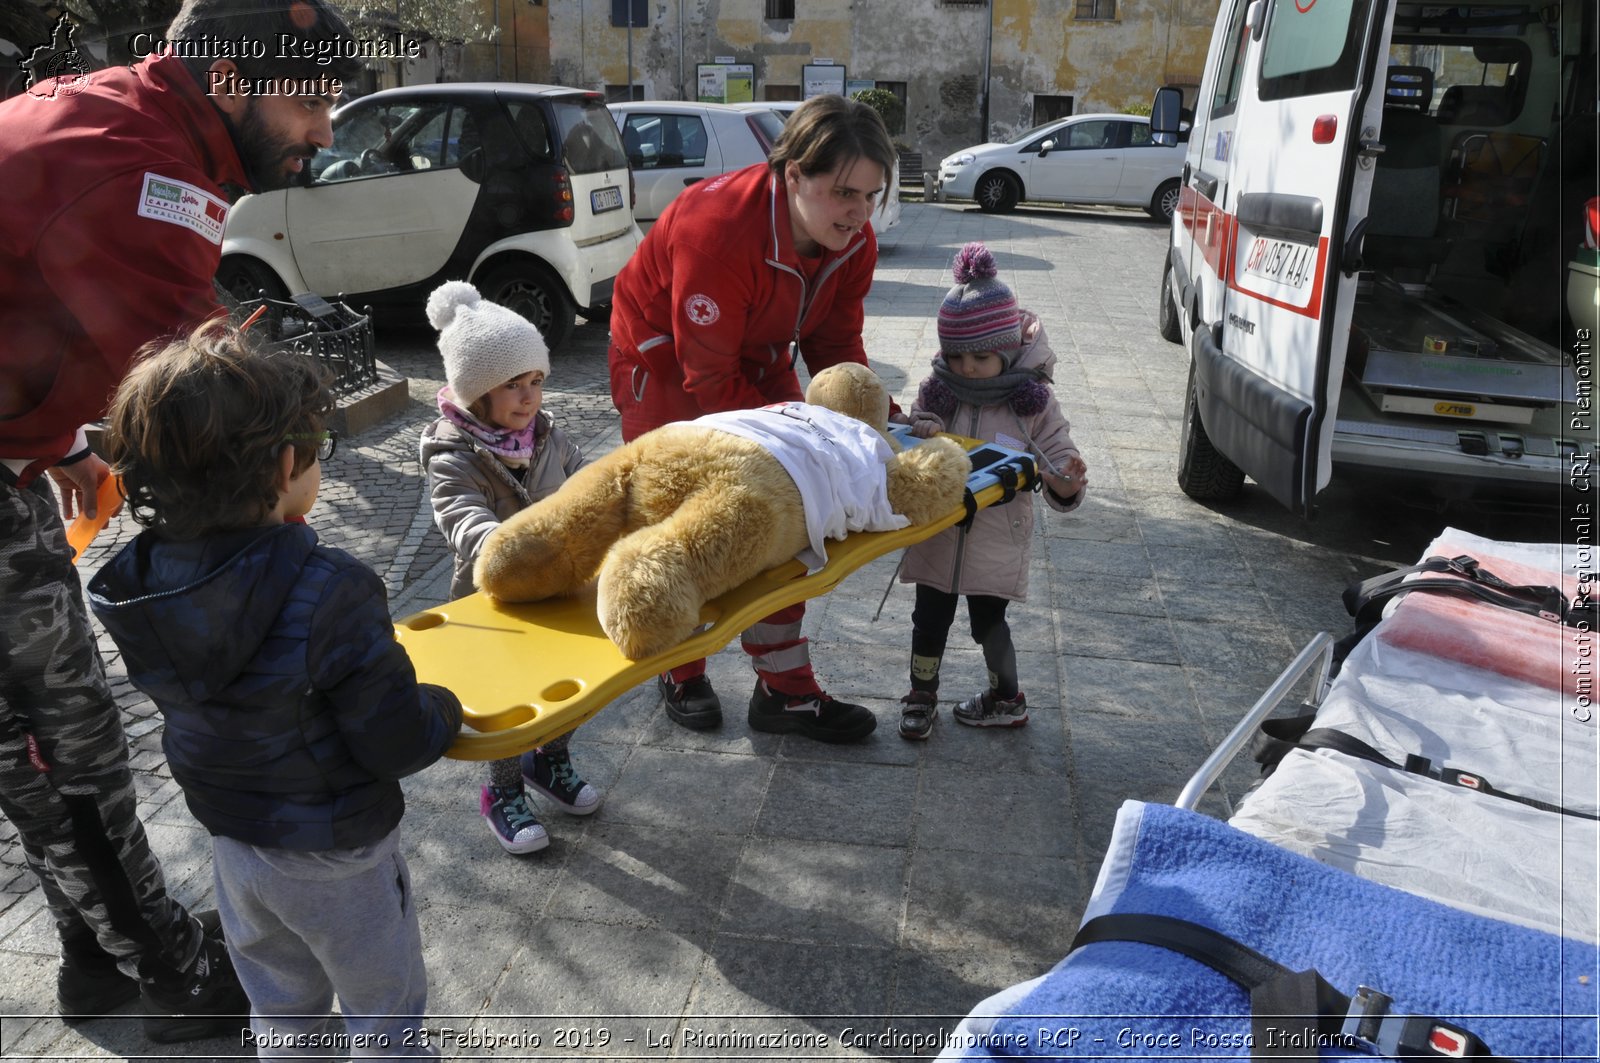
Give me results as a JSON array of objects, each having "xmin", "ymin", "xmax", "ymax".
[
  {"xmin": 608, "ymin": 94, "xmax": 896, "ymax": 743},
  {"xmin": 0, "ymin": 0, "xmax": 359, "ymax": 1042}
]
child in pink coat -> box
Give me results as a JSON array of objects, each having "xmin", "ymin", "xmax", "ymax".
[{"xmin": 897, "ymin": 243, "xmax": 1089, "ymax": 738}]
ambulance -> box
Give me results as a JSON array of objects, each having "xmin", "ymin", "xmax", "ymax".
[{"xmin": 1150, "ymin": 0, "xmax": 1595, "ymax": 515}]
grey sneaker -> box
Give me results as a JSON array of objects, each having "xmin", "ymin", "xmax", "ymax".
[
  {"xmin": 952, "ymin": 690, "xmax": 1029, "ymax": 728},
  {"xmin": 898, "ymin": 690, "xmax": 937, "ymax": 741}
]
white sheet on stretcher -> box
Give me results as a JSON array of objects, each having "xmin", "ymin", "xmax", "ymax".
[
  {"xmin": 1232, "ymin": 746, "xmax": 1598, "ymax": 942},
  {"xmin": 1230, "ymin": 527, "xmax": 1598, "ymax": 939},
  {"xmin": 1310, "ymin": 634, "xmax": 1598, "ymax": 816}
]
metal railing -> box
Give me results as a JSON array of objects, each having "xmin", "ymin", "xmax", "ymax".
[{"xmin": 234, "ymin": 292, "xmax": 378, "ymax": 394}]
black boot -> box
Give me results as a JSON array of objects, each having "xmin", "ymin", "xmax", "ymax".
[
  {"xmin": 138, "ymin": 910, "xmax": 250, "ymax": 1044},
  {"xmin": 57, "ymin": 928, "xmax": 138, "ymax": 1022}
]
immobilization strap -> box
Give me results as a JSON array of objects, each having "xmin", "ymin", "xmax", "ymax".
[
  {"xmin": 1070, "ymin": 913, "xmax": 1505, "ymax": 1061},
  {"xmin": 1343, "ymin": 555, "xmax": 1590, "ymax": 630},
  {"xmin": 1253, "ymin": 716, "xmax": 1599, "ymax": 821}
]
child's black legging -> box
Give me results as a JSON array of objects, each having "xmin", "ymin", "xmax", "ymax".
[{"xmin": 909, "ymin": 583, "xmax": 1019, "ymax": 699}]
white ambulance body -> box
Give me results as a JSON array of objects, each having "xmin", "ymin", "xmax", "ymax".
[{"xmin": 1151, "ymin": 0, "xmax": 1595, "ymax": 515}]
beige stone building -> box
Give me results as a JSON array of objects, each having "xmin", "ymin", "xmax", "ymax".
[{"xmin": 448, "ymin": 0, "xmax": 1216, "ymax": 161}]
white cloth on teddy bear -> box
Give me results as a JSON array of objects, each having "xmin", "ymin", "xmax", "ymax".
[{"xmin": 696, "ymin": 402, "xmax": 911, "ymax": 572}]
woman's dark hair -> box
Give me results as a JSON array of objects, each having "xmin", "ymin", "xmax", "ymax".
[
  {"xmin": 165, "ymin": 0, "xmax": 363, "ymax": 85},
  {"xmin": 106, "ymin": 318, "xmax": 334, "ymax": 541},
  {"xmin": 767, "ymin": 94, "xmax": 896, "ymax": 212}
]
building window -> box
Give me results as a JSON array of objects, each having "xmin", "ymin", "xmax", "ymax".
[
  {"xmin": 1032, "ymin": 94, "xmax": 1073, "ymax": 125},
  {"xmin": 1075, "ymin": 0, "xmax": 1116, "ymax": 19},
  {"xmin": 611, "ymin": 0, "xmax": 646, "ymax": 27},
  {"xmin": 765, "ymin": 0, "xmax": 795, "ymax": 19}
]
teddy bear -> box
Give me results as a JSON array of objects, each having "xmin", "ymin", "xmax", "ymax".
[{"xmin": 472, "ymin": 362, "xmax": 971, "ymax": 660}]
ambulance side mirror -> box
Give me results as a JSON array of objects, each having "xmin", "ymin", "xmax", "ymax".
[{"xmin": 1151, "ymin": 86, "xmax": 1184, "ymax": 148}]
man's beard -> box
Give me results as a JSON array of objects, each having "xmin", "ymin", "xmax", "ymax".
[{"xmin": 230, "ymin": 101, "xmax": 317, "ymax": 193}]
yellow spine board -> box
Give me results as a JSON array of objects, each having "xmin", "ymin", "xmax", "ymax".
[{"xmin": 396, "ymin": 439, "xmax": 1031, "ymax": 760}]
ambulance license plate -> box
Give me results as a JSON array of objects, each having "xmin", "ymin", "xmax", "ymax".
[{"xmin": 1242, "ymin": 236, "xmax": 1316, "ymax": 290}]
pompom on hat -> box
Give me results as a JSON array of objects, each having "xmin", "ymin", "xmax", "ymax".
[
  {"xmin": 936, "ymin": 242, "xmax": 1022, "ymax": 364},
  {"xmin": 427, "ymin": 281, "xmax": 550, "ymax": 407}
]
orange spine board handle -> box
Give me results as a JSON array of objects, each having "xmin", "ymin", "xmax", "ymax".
[{"xmin": 67, "ymin": 475, "xmax": 125, "ymax": 564}]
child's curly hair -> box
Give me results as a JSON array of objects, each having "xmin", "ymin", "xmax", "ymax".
[{"xmin": 105, "ymin": 317, "xmax": 335, "ymax": 540}]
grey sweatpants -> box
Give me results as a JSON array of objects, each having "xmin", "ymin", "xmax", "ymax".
[
  {"xmin": 213, "ymin": 828, "xmax": 438, "ymax": 1058},
  {"xmin": 0, "ymin": 474, "xmax": 201, "ymax": 977}
]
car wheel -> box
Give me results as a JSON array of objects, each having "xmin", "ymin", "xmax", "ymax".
[
  {"xmin": 1158, "ymin": 257, "xmax": 1183, "ymax": 344},
  {"xmin": 1148, "ymin": 179, "xmax": 1181, "ymax": 222},
  {"xmin": 1177, "ymin": 359, "xmax": 1245, "ymax": 501},
  {"xmin": 215, "ymin": 256, "xmax": 287, "ymax": 306},
  {"xmin": 975, "ymin": 172, "xmax": 1019, "ymax": 214},
  {"xmin": 479, "ymin": 263, "xmax": 576, "ymax": 353}
]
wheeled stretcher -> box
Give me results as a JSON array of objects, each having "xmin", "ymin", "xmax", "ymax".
[
  {"xmin": 937, "ymin": 529, "xmax": 1599, "ymax": 1061},
  {"xmin": 394, "ymin": 432, "xmax": 1037, "ymax": 761}
]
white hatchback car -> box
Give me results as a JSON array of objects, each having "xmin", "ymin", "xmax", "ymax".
[
  {"xmin": 220, "ymin": 83, "xmax": 641, "ymax": 351},
  {"xmin": 608, "ymin": 101, "xmax": 783, "ymax": 229},
  {"xmin": 935, "ymin": 113, "xmax": 1185, "ymax": 220}
]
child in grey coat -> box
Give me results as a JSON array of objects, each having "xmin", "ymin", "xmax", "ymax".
[{"xmin": 420, "ymin": 282, "xmax": 602, "ymax": 853}]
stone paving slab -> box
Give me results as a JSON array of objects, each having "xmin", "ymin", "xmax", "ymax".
[{"xmin": 1, "ymin": 200, "xmax": 1545, "ymax": 1060}]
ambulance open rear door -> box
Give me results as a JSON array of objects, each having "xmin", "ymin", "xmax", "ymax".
[{"xmin": 1155, "ymin": 0, "xmax": 1390, "ymax": 516}]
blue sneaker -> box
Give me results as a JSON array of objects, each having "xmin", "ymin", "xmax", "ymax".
[
  {"xmin": 480, "ymin": 784, "xmax": 549, "ymax": 853},
  {"xmin": 522, "ymin": 748, "xmax": 602, "ymax": 816}
]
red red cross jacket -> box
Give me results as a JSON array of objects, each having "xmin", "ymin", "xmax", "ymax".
[
  {"xmin": 607, "ymin": 162, "xmax": 878, "ymax": 438},
  {"xmin": 0, "ymin": 55, "xmax": 248, "ymax": 478}
]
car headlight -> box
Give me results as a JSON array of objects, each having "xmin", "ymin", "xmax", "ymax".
[{"xmin": 943, "ymin": 154, "xmax": 975, "ymax": 168}]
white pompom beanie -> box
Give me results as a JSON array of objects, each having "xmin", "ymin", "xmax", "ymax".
[{"xmin": 426, "ymin": 281, "xmax": 550, "ymax": 407}]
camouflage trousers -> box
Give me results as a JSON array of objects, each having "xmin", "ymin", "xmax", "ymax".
[{"xmin": 0, "ymin": 472, "xmax": 200, "ymax": 977}]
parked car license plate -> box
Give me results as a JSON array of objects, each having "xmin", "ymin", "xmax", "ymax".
[{"xmin": 591, "ymin": 186, "xmax": 624, "ymax": 213}]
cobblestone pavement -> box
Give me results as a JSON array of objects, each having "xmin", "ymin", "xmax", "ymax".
[{"xmin": 0, "ymin": 201, "xmax": 1559, "ymax": 1060}]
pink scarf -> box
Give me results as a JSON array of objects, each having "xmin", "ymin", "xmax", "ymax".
[{"xmin": 437, "ymin": 387, "xmax": 539, "ymax": 467}]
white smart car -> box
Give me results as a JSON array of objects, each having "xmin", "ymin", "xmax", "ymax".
[
  {"xmin": 220, "ymin": 83, "xmax": 642, "ymax": 351},
  {"xmin": 935, "ymin": 113, "xmax": 1185, "ymax": 220}
]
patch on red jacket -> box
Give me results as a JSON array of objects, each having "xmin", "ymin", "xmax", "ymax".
[
  {"xmin": 684, "ymin": 293, "xmax": 720, "ymax": 326},
  {"xmin": 137, "ymin": 172, "xmax": 228, "ymax": 245}
]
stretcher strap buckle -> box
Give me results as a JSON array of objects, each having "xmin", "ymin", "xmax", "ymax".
[{"xmin": 1342, "ymin": 985, "xmax": 1486, "ymax": 1059}]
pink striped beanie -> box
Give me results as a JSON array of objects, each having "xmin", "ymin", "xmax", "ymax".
[{"xmin": 937, "ymin": 242, "xmax": 1022, "ymax": 363}]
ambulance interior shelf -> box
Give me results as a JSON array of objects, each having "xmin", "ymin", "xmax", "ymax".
[
  {"xmin": 395, "ymin": 432, "xmax": 1037, "ymax": 761},
  {"xmin": 1346, "ymin": 276, "xmax": 1574, "ymax": 425}
]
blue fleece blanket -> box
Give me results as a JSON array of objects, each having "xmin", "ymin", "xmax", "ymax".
[{"xmin": 965, "ymin": 803, "xmax": 1597, "ymax": 1061}]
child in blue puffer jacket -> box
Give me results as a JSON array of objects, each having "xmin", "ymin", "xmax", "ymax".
[{"xmin": 88, "ymin": 319, "xmax": 462, "ymax": 1058}]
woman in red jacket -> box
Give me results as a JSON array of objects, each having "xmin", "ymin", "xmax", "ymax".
[{"xmin": 608, "ymin": 94, "xmax": 895, "ymax": 743}]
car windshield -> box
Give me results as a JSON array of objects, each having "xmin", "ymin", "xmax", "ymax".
[
  {"xmin": 553, "ymin": 98, "xmax": 628, "ymax": 174},
  {"xmin": 1004, "ymin": 121, "xmax": 1070, "ymax": 145}
]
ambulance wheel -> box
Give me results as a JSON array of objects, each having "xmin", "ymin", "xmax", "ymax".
[
  {"xmin": 976, "ymin": 172, "xmax": 1019, "ymax": 214},
  {"xmin": 1158, "ymin": 259, "xmax": 1183, "ymax": 344},
  {"xmin": 1177, "ymin": 361, "xmax": 1244, "ymax": 501},
  {"xmin": 1149, "ymin": 179, "xmax": 1181, "ymax": 222},
  {"xmin": 480, "ymin": 262, "xmax": 575, "ymax": 353}
]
